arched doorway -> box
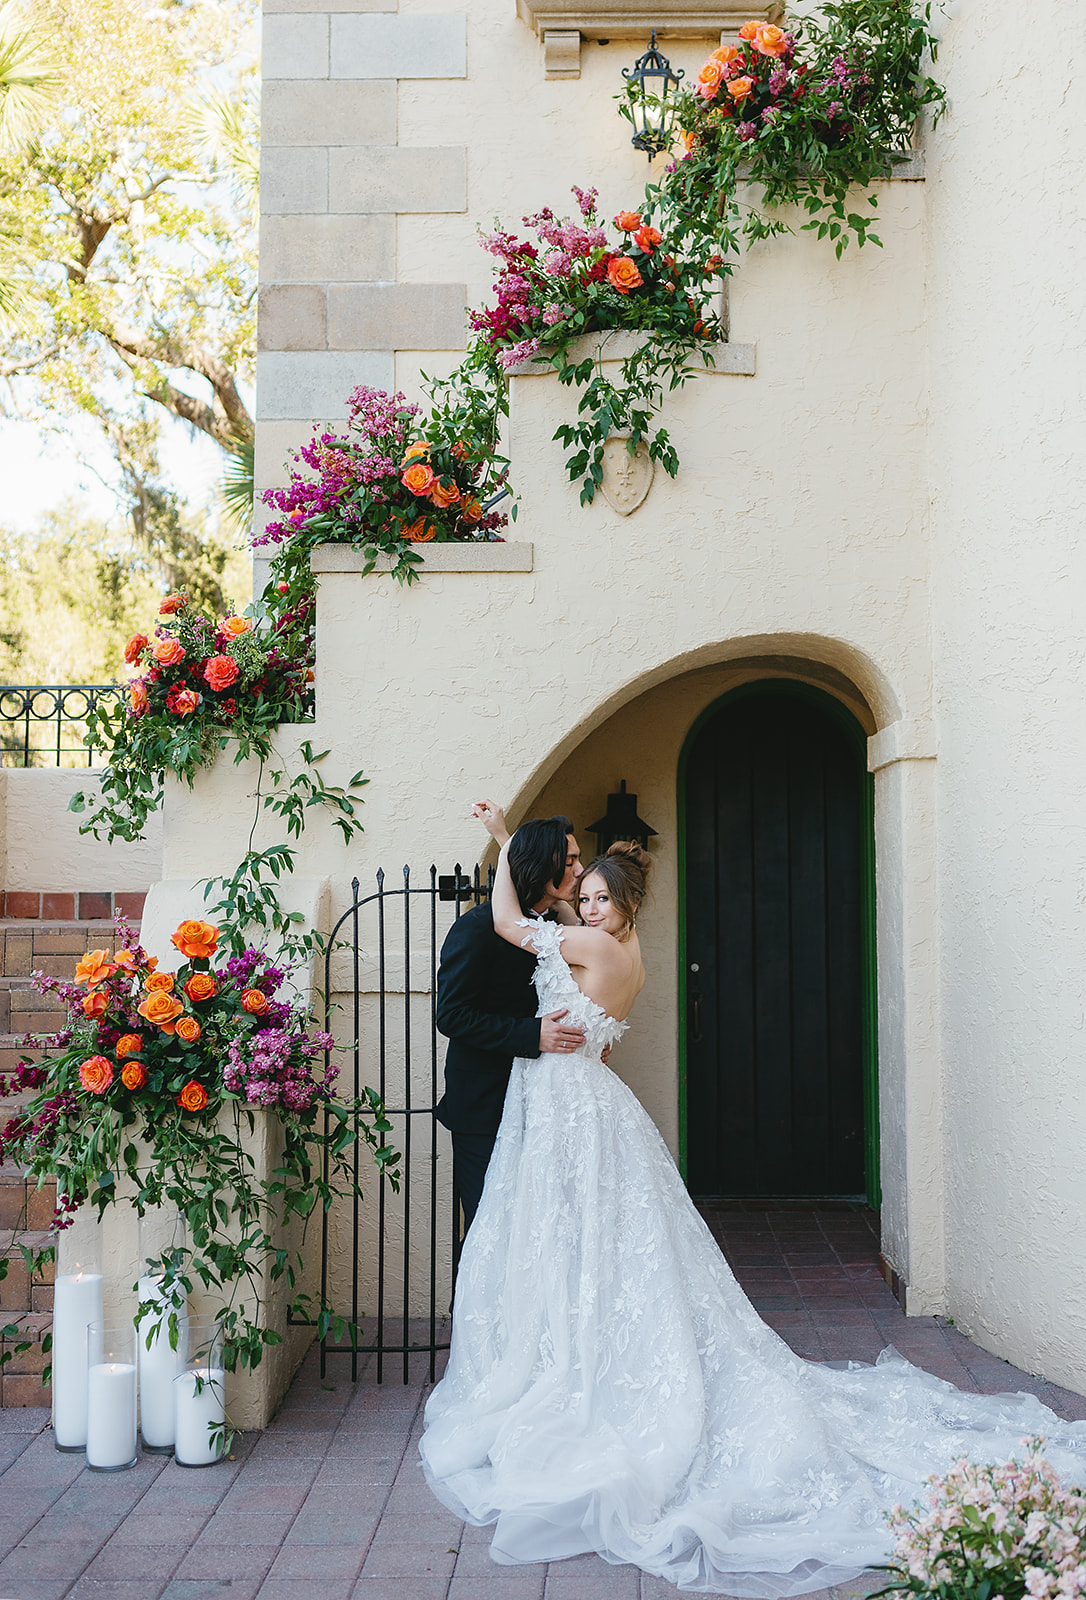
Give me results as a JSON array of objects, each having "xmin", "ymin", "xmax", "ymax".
[{"xmin": 680, "ymin": 682, "xmax": 878, "ymax": 1203}]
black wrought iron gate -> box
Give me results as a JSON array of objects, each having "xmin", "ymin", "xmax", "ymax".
[{"xmin": 303, "ymin": 864, "xmax": 492, "ymax": 1383}]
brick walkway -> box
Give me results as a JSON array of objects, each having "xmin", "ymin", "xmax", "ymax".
[{"xmin": 0, "ymin": 1206, "xmax": 1082, "ymax": 1600}]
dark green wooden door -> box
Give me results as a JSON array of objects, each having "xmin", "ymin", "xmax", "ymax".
[{"xmin": 683, "ymin": 683, "xmax": 873, "ymax": 1200}]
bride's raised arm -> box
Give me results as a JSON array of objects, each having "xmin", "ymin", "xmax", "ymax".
[{"xmin": 491, "ymin": 839, "xmax": 530, "ymax": 949}]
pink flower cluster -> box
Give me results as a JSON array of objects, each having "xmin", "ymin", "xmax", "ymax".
[
  {"xmin": 886, "ymin": 1439, "xmax": 1086, "ymax": 1600},
  {"xmin": 223, "ymin": 1027, "xmax": 338, "ymax": 1112}
]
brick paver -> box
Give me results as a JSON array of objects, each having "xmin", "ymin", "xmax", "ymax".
[{"xmin": 0, "ymin": 1207, "xmax": 1080, "ymax": 1599}]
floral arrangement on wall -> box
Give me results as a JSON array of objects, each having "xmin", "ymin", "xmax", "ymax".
[
  {"xmin": 258, "ymin": 383, "xmax": 510, "ymax": 589},
  {"xmin": 0, "ymin": 915, "xmax": 397, "ymax": 1373},
  {"xmin": 69, "ymin": 589, "xmax": 319, "ymax": 842}
]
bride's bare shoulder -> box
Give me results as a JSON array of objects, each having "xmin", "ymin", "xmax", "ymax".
[{"xmin": 559, "ymin": 924, "xmax": 632, "ymax": 969}]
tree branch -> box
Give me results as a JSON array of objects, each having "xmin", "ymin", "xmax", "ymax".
[{"xmin": 106, "ymin": 325, "xmax": 253, "ymax": 449}]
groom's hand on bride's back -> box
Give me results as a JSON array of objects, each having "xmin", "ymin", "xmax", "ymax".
[{"xmin": 540, "ymin": 1009, "xmax": 586, "ymax": 1053}]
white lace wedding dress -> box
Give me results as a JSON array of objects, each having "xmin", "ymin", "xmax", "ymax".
[{"xmin": 420, "ymin": 920, "xmax": 1086, "ymax": 1596}]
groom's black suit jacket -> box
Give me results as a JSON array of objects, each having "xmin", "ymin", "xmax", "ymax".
[{"xmin": 435, "ymin": 903, "xmax": 541, "ymax": 1139}]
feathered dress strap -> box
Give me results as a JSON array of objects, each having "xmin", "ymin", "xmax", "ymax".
[{"xmin": 513, "ymin": 914, "xmax": 565, "ymax": 960}]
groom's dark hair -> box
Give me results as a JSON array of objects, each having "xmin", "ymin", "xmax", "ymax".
[{"xmin": 507, "ymin": 816, "xmax": 575, "ymax": 913}]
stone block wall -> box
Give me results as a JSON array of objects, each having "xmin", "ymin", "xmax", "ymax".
[{"xmin": 256, "ymin": 0, "xmax": 471, "ymax": 567}]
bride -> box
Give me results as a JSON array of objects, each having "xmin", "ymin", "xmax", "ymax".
[{"xmin": 419, "ymin": 809, "xmax": 1086, "ymax": 1597}]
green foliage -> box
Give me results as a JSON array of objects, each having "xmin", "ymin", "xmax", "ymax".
[{"xmin": 0, "ymin": 0, "xmax": 257, "ymax": 545}]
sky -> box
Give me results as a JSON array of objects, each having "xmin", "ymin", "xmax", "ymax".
[{"xmin": 0, "ymin": 410, "xmax": 227, "ymax": 535}]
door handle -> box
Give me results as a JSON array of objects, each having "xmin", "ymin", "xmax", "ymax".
[{"xmin": 689, "ymin": 961, "xmax": 703, "ymax": 1044}]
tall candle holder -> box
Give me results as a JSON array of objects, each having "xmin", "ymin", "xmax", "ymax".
[
  {"xmin": 173, "ymin": 1325, "xmax": 227, "ymax": 1468},
  {"xmin": 137, "ymin": 1211, "xmax": 189, "ymax": 1453},
  {"xmin": 86, "ymin": 1322, "xmax": 138, "ymax": 1471},
  {"xmin": 52, "ymin": 1247, "xmax": 103, "ymax": 1451}
]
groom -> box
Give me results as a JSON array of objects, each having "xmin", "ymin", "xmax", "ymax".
[{"xmin": 436, "ymin": 813, "xmax": 586, "ymax": 1230}]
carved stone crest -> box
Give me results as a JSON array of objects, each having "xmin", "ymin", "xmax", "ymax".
[{"xmin": 600, "ymin": 435, "xmax": 654, "ymax": 516}]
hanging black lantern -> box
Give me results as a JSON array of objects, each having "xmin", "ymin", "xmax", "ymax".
[
  {"xmin": 622, "ymin": 31, "xmax": 684, "ymax": 159},
  {"xmin": 587, "ymin": 780, "xmax": 659, "ymax": 854}
]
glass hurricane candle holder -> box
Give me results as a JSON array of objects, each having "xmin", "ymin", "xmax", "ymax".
[
  {"xmin": 52, "ymin": 1248, "xmax": 103, "ymax": 1452},
  {"xmin": 137, "ymin": 1210, "xmax": 190, "ymax": 1452},
  {"xmin": 173, "ymin": 1325, "xmax": 227, "ymax": 1468},
  {"xmin": 86, "ymin": 1322, "xmax": 138, "ymax": 1471}
]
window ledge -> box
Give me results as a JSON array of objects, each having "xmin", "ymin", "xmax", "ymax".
[
  {"xmin": 506, "ymin": 334, "xmax": 755, "ymax": 377},
  {"xmin": 310, "ymin": 543, "xmax": 534, "ymax": 575}
]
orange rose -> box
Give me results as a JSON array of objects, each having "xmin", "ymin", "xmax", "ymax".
[
  {"xmin": 113, "ymin": 949, "xmax": 139, "ymax": 971},
  {"xmin": 614, "ymin": 211, "xmax": 641, "ymax": 231},
  {"xmin": 712, "ymin": 44, "xmax": 741, "ymax": 66},
  {"xmin": 683, "ymin": 128, "xmax": 697, "ymax": 152},
  {"xmin": 159, "ymin": 594, "xmax": 186, "ymax": 615},
  {"xmin": 154, "ymin": 637, "xmax": 185, "ymax": 666},
  {"xmin": 169, "ymin": 688, "xmax": 199, "ymax": 715},
  {"xmin": 121, "ymin": 1060, "xmax": 147, "ymax": 1090},
  {"xmin": 171, "ymin": 920, "xmax": 219, "ymax": 962},
  {"xmin": 145, "ymin": 971, "xmax": 176, "ymax": 993},
  {"xmin": 460, "ymin": 499, "xmax": 483, "ymax": 525},
  {"xmin": 137, "ymin": 990, "xmax": 184, "ymax": 1033},
  {"xmin": 124, "ymin": 633, "xmax": 148, "ymax": 665},
  {"xmin": 184, "ymin": 973, "xmax": 217, "ymax": 1003},
  {"xmin": 401, "ymin": 462, "xmax": 436, "ymax": 497},
  {"xmin": 633, "ymin": 225, "xmax": 662, "ymax": 254},
  {"xmin": 79, "ymin": 1056, "xmax": 113, "ymax": 1094},
  {"xmin": 129, "ymin": 681, "xmax": 148, "ymax": 715},
  {"xmin": 429, "ymin": 479, "xmax": 460, "ymax": 509},
  {"xmin": 695, "ymin": 58, "xmax": 725, "ymax": 97},
  {"xmin": 115, "ymin": 1033, "xmax": 143, "ymax": 1058},
  {"xmin": 401, "ymin": 441, "xmax": 429, "ymax": 464},
  {"xmin": 220, "ymin": 615, "xmax": 251, "ymax": 638},
  {"xmin": 177, "ymin": 1081, "xmax": 208, "ymax": 1112},
  {"xmin": 82, "ymin": 991, "xmax": 109, "ymax": 1019},
  {"xmin": 203, "ymin": 655, "xmax": 239, "ymax": 692},
  {"xmin": 738, "ymin": 20, "xmax": 758, "ymax": 38},
  {"xmin": 175, "ymin": 1015, "xmax": 201, "ymax": 1043},
  {"xmin": 241, "ymin": 988, "xmax": 268, "ymax": 1015},
  {"xmin": 752, "ymin": 22, "xmax": 788, "ymax": 56},
  {"xmin": 607, "ymin": 256, "xmax": 643, "ymax": 295},
  {"xmin": 728, "ymin": 75, "xmax": 754, "ymax": 100},
  {"xmin": 75, "ymin": 950, "xmax": 115, "ymax": 988},
  {"xmin": 403, "ymin": 516, "xmax": 437, "ymax": 543}
]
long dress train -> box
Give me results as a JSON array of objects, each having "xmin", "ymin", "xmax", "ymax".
[{"xmin": 419, "ymin": 920, "xmax": 1086, "ymax": 1596}]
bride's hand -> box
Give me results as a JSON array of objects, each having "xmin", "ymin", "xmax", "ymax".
[{"xmin": 472, "ymin": 799, "xmax": 511, "ymax": 847}]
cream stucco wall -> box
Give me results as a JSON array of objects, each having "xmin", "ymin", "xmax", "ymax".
[
  {"xmin": 240, "ymin": 0, "xmax": 1086, "ymax": 1388},
  {"xmin": 924, "ymin": 0, "xmax": 1086, "ymax": 1392},
  {"xmin": 0, "ymin": 770, "xmax": 163, "ymax": 894}
]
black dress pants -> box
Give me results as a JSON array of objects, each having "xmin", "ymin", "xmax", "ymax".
[{"xmin": 451, "ymin": 1130, "xmax": 497, "ymax": 1233}]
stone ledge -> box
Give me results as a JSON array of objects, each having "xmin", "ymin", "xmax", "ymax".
[
  {"xmin": 506, "ymin": 333, "xmax": 755, "ymax": 376},
  {"xmin": 311, "ymin": 543, "xmax": 534, "ymax": 574},
  {"xmin": 735, "ymin": 149, "xmax": 925, "ymax": 181}
]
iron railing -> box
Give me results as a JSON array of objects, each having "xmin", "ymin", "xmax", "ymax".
[
  {"xmin": 0, "ymin": 685, "xmax": 122, "ymax": 768},
  {"xmin": 301, "ymin": 863, "xmax": 493, "ymax": 1384}
]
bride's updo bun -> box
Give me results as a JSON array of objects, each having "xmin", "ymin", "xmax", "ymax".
[{"xmin": 580, "ymin": 840, "xmax": 652, "ymax": 935}]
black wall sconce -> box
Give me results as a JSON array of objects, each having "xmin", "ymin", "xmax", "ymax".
[
  {"xmin": 621, "ymin": 31, "xmax": 684, "ymax": 158},
  {"xmin": 588, "ymin": 780, "xmax": 659, "ymax": 853}
]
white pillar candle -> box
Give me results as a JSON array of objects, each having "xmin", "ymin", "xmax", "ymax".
[
  {"xmin": 86, "ymin": 1361, "xmax": 137, "ymax": 1470},
  {"xmin": 137, "ymin": 1275, "xmax": 189, "ymax": 1451},
  {"xmin": 51, "ymin": 1271, "xmax": 103, "ymax": 1450},
  {"xmin": 173, "ymin": 1367, "xmax": 226, "ymax": 1467}
]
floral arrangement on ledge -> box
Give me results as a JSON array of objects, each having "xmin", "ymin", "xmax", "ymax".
[
  {"xmin": 0, "ymin": 915, "xmax": 397, "ymax": 1374},
  {"xmin": 875, "ymin": 1438, "xmax": 1086, "ymax": 1600},
  {"xmin": 69, "ymin": 589, "xmax": 320, "ymax": 843},
  {"xmin": 666, "ymin": 0, "xmax": 945, "ymax": 259},
  {"xmin": 259, "ymin": 382, "xmax": 510, "ymax": 588}
]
